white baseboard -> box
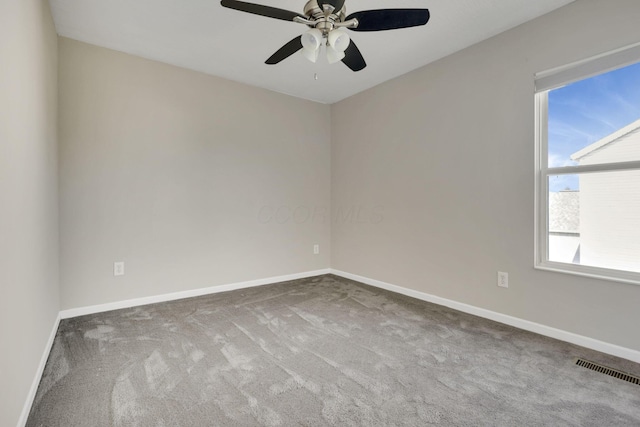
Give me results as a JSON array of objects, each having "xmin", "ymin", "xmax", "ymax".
[
  {"xmin": 17, "ymin": 313, "xmax": 61, "ymax": 427},
  {"xmin": 330, "ymin": 269, "xmax": 640, "ymax": 364},
  {"xmin": 60, "ymin": 269, "xmax": 331, "ymax": 319}
]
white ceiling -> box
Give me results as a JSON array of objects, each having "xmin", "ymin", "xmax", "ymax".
[{"xmin": 49, "ymin": 0, "xmax": 574, "ymax": 104}]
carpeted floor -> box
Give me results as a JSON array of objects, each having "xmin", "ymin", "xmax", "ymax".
[{"xmin": 27, "ymin": 274, "xmax": 640, "ymax": 426}]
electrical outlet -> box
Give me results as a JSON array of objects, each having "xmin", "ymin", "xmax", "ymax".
[
  {"xmin": 497, "ymin": 271, "xmax": 508, "ymax": 288},
  {"xmin": 114, "ymin": 262, "xmax": 125, "ymax": 277},
  {"xmin": 313, "ymin": 244, "xmax": 320, "ymax": 255}
]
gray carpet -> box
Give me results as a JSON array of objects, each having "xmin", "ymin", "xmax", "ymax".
[{"xmin": 27, "ymin": 275, "xmax": 640, "ymax": 426}]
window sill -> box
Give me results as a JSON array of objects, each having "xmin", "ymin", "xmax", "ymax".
[{"xmin": 535, "ymin": 261, "xmax": 640, "ymax": 286}]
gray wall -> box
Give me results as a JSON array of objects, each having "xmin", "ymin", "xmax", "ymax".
[
  {"xmin": 58, "ymin": 38, "xmax": 331, "ymax": 310},
  {"xmin": 0, "ymin": 1, "xmax": 59, "ymax": 426},
  {"xmin": 331, "ymin": 0, "xmax": 640, "ymax": 352}
]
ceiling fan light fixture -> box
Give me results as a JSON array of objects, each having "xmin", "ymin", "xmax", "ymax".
[
  {"xmin": 328, "ymin": 30, "xmax": 350, "ymax": 53},
  {"xmin": 326, "ymin": 45, "xmax": 345, "ymax": 64}
]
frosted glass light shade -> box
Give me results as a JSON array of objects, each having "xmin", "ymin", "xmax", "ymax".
[
  {"xmin": 326, "ymin": 45, "xmax": 345, "ymax": 64},
  {"xmin": 328, "ymin": 30, "xmax": 350, "ymax": 53},
  {"xmin": 302, "ymin": 46, "xmax": 320, "ymax": 63},
  {"xmin": 301, "ymin": 29, "xmax": 323, "ymax": 51}
]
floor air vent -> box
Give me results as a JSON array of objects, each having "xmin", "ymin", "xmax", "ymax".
[{"xmin": 575, "ymin": 358, "xmax": 640, "ymax": 385}]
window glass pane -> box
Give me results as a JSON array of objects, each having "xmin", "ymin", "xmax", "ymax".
[
  {"xmin": 547, "ymin": 62, "xmax": 640, "ymax": 170},
  {"xmin": 548, "ymin": 171, "xmax": 640, "ymax": 273}
]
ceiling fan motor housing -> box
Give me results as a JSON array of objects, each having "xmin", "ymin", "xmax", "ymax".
[
  {"xmin": 304, "ymin": 0, "xmax": 347, "ymax": 36},
  {"xmin": 304, "ymin": 0, "xmax": 346, "ymax": 20}
]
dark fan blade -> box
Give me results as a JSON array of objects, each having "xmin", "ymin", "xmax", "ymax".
[
  {"xmin": 342, "ymin": 40, "xmax": 366, "ymax": 72},
  {"xmin": 220, "ymin": 0, "xmax": 303, "ymax": 22},
  {"xmin": 266, "ymin": 36, "xmax": 303, "ymax": 64},
  {"xmin": 346, "ymin": 9, "xmax": 430, "ymax": 32},
  {"xmin": 318, "ymin": 0, "xmax": 345, "ymax": 14}
]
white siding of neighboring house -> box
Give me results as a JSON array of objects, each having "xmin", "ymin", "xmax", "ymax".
[
  {"xmin": 572, "ymin": 123, "xmax": 640, "ymax": 273},
  {"xmin": 576, "ymin": 127, "xmax": 640, "ymax": 166}
]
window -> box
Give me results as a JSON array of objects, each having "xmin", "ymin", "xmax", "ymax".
[{"xmin": 535, "ymin": 43, "xmax": 640, "ymax": 284}]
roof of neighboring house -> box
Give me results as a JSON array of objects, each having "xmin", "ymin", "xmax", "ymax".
[
  {"xmin": 549, "ymin": 190, "xmax": 579, "ymax": 234},
  {"xmin": 571, "ymin": 118, "xmax": 640, "ymax": 161}
]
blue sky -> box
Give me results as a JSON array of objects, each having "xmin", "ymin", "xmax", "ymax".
[{"xmin": 547, "ymin": 61, "xmax": 640, "ymax": 191}]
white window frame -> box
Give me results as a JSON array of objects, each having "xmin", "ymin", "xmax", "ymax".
[{"xmin": 534, "ymin": 42, "xmax": 640, "ymax": 286}]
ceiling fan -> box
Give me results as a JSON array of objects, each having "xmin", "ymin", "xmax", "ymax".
[{"xmin": 220, "ymin": 0, "xmax": 430, "ymax": 72}]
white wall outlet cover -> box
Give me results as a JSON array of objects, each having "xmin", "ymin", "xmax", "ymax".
[
  {"xmin": 114, "ymin": 262, "xmax": 125, "ymax": 276},
  {"xmin": 498, "ymin": 271, "xmax": 509, "ymax": 288},
  {"xmin": 314, "ymin": 244, "xmax": 320, "ymax": 255}
]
